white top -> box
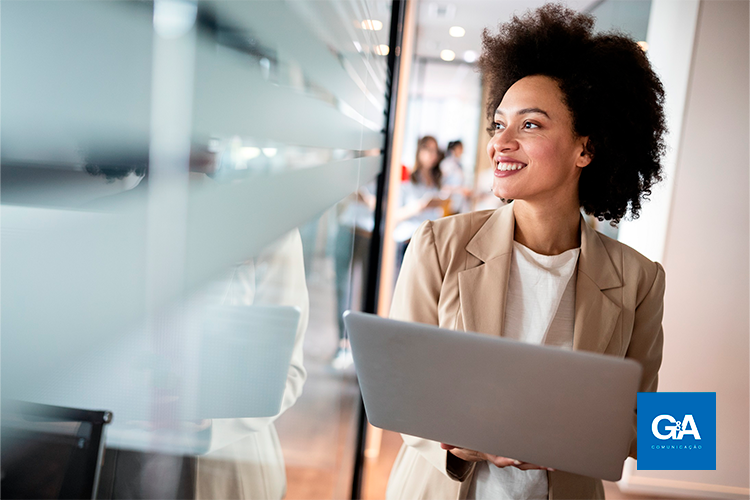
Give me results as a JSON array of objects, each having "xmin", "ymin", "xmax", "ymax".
[
  {"xmin": 468, "ymin": 241, "xmax": 580, "ymax": 500},
  {"xmin": 439, "ymin": 155, "xmax": 468, "ymax": 213},
  {"xmin": 393, "ymin": 180, "xmax": 443, "ymax": 243}
]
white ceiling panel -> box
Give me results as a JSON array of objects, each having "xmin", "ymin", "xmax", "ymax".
[{"xmin": 414, "ymin": 0, "xmax": 602, "ymax": 61}]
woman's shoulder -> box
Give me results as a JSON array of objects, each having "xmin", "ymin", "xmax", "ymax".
[
  {"xmin": 413, "ymin": 209, "xmax": 498, "ymax": 253},
  {"xmin": 595, "ymin": 229, "xmax": 661, "ymax": 267},
  {"xmin": 593, "ymin": 228, "xmax": 665, "ymax": 299},
  {"xmin": 431, "ymin": 208, "xmax": 495, "ymax": 234}
]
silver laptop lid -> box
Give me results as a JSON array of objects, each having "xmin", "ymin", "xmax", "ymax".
[{"xmin": 344, "ymin": 310, "xmax": 642, "ymax": 481}]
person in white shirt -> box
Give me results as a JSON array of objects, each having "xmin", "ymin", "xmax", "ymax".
[
  {"xmin": 393, "ymin": 136, "xmax": 446, "ymax": 244},
  {"xmin": 393, "ymin": 136, "xmax": 448, "ymax": 275},
  {"xmin": 439, "ymin": 140, "xmax": 472, "ymax": 214}
]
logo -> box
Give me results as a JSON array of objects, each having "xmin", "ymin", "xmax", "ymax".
[
  {"xmin": 637, "ymin": 392, "xmax": 715, "ymax": 470},
  {"xmin": 651, "ymin": 414, "xmax": 701, "ymax": 440}
]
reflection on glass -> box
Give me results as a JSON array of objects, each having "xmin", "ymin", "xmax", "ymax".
[
  {"xmin": 277, "ymin": 194, "xmax": 376, "ymax": 499},
  {"xmin": 333, "ymin": 185, "xmax": 376, "ymax": 369},
  {"xmin": 2, "ymin": 0, "xmax": 388, "ymax": 497},
  {"xmin": 191, "ymin": 230, "xmax": 309, "ymax": 500}
]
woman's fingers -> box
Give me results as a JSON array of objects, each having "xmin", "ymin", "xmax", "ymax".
[
  {"xmin": 487, "ymin": 455, "xmax": 520, "ymax": 468},
  {"xmin": 441, "ymin": 446, "xmax": 557, "ymax": 472},
  {"xmin": 514, "ymin": 462, "xmax": 556, "ymax": 471},
  {"xmin": 486, "ymin": 455, "xmax": 556, "ymax": 471},
  {"xmin": 444, "ymin": 447, "xmax": 487, "ymax": 463}
]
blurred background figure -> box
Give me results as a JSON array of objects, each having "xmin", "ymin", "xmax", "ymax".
[
  {"xmin": 81, "ymin": 155, "xmax": 311, "ymax": 500},
  {"xmin": 439, "ymin": 139, "xmax": 473, "ymax": 214},
  {"xmin": 192, "ymin": 229, "xmax": 309, "ymax": 500},
  {"xmin": 332, "ymin": 185, "xmax": 376, "ymax": 370},
  {"xmin": 393, "ymin": 136, "xmax": 446, "ymax": 271}
]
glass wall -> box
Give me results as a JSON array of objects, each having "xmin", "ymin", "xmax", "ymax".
[{"xmin": 1, "ymin": 1, "xmax": 392, "ymax": 498}]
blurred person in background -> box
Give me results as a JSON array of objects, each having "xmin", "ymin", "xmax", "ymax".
[
  {"xmin": 385, "ymin": 4, "xmax": 667, "ymax": 500},
  {"xmin": 393, "ymin": 136, "xmax": 447, "ymax": 269},
  {"xmin": 332, "ymin": 185, "xmax": 376, "ymax": 370},
  {"xmin": 192, "ymin": 230, "xmax": 308, "ymax": 500},
  {"xmin": 439, "ymin": 140, "xmax": 472, "ymax": 214}
]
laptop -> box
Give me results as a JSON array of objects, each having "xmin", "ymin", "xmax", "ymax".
[{"xmin": 343, "ymin": 311, "xmax": 642, "ymax": 481}]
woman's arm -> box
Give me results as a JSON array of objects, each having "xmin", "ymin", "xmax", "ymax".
[
  {"xmin": 392, "ymin": 193, "xmax": 444, "ymax": 225},
  {"xmin": 390, "ymin": 220, "xmax": 443, "ymax": 324},
  {"xmin": 625, "ymin": 261, "xmax": 666, "ymax": 459},
  {"xmin": 390, "ymin": 221, "xmax": 479, "ymax": 481}
]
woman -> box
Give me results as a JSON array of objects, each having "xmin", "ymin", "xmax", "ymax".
[
  {"xmin": 393, "ymin": 136, "xmax": 447, "ymax": 245},
  {"xmin": 385, "ymin": 5, "xmax": 666, "ymax": 500},
  {"xmin": 439, "ymin": 140, "xmax": 473, "ymax": 215}
]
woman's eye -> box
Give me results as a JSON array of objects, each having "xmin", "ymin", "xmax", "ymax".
[
  {"xmin": 486, "ymin": 122, "xmax": 505, "ymax": 136},
  {"xmin": 523, "ymin": 122, "xmax": 539, "ymax": 129}
]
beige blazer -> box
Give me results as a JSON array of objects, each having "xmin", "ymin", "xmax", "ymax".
[{"xmin": 385, "ymin": 203, "xmax": 665, "ymax": 500}]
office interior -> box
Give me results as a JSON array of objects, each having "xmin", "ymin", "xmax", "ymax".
[{"xmin": 1, "ymin": 0, "xmax": 747, "ymax": 499}]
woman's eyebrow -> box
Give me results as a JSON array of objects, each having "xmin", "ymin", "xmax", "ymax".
[{"xmin": 495, "ymin": 108, "xmax": 551, "ymax": 118}]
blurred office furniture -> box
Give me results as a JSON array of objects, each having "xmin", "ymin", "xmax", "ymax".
[{"xmin": 1, "ymin": 401, "xmax": 112, "ymax": 500}]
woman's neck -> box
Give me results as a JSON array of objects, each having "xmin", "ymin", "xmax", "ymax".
[{"xmin": 512, "ymin": 200, "xmax": 581, "ymax": 255}]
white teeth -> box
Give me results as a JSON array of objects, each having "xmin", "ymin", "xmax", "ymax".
[{"xmin": 496, "ymin": 162, "xmax": 526, "ymax": 172}]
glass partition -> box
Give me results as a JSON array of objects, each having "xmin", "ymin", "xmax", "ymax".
[{"xmin": 1, "ymin": 1, "xmax": 392, "ymax": 498}]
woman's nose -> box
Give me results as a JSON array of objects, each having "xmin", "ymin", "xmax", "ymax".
[{"xmin": 491, "ymin": 128, "xmax": 518, "ymax": 152}]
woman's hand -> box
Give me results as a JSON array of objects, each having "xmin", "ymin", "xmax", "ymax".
[
  {"xmin": 420, "ymin": 193, "xmax": 446, "ymax": 210},
  {"xmin": 440, "ymin": 443, "xmax": 555, "ymax": 471}
]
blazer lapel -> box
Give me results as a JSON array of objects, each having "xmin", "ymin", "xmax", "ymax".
[
  {"xmin": 458, "ymin": 205, "xmax": 515, "ymax": 337},
  {"xmin": 457, "ymin": 205, "xmax": 623, "ymax": 354},
  {"xmin": 573, "ymin": 220, "xmax": 622, "ymax": 353}
]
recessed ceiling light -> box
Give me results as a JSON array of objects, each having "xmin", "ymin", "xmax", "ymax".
[
  {"xmin": 440, "ymin": 49, "xmax": 456, "ymax": 61},
  {"xmin": 637, "ymin": 41, "xmax": 649, "ymax": 52},
  {"xmin": 375, "ymin": 44, "xmax": 390, "ymax": 56},
  {"xmin": 463, "ymin": 50, "xmax": 478, "ymax": 63},
  {"xmin": 449, "ymin": 26, "xmax": 465, "ymax": 37}
]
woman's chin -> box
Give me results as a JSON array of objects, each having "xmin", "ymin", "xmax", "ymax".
[{"xmin": 491, "ymin": 188, "xmax": 516, "ymax": 201}]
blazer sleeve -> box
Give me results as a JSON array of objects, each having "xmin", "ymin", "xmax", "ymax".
[
  {"xmin": 625, "ymin": 261, "xmax": 666, "ymax": 459},
  {"xmin": 390, "ymin": 220, "xmax": 474, "ymax": 482}
]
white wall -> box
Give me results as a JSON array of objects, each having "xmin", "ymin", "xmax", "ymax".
[
  {"xmin": 617, "ymin": 0, "xmax": 700, "ymax": 262},
  {"xmin": 619, "ymin": 1, "xmax": 749, "ymax": 498}
]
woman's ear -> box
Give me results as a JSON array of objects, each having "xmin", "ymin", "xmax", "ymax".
[{"xmin": 576, "ymin": 138, "xmax": 594, "ymax": 168}]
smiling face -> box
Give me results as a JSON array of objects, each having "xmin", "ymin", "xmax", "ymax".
[
  {"xmin": 416, "ymin": 138, "xmax": 439, "ymax": 171},
  {"xmin": 487, "ymin": 75, "xmax": 591, "ymax": 207}
]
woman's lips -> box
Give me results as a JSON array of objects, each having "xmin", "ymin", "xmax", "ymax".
[{"xmin": 494, "ymin": 161, "xmax": 527, "ymax": 177}]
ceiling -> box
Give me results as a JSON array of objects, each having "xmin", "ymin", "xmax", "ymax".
[{"xmin": 413, "ymin": 0, "xmax": 618, "ymax": 62}]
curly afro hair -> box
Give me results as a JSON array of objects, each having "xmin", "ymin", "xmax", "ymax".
[{"xmin": 478, "ymin": 3, "xmax": 667, "ymax": 224}]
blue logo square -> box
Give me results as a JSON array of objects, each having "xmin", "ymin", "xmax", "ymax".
[{"xmin": 637, "ymin": 392, "xmax": 716, "ymax": 470}]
